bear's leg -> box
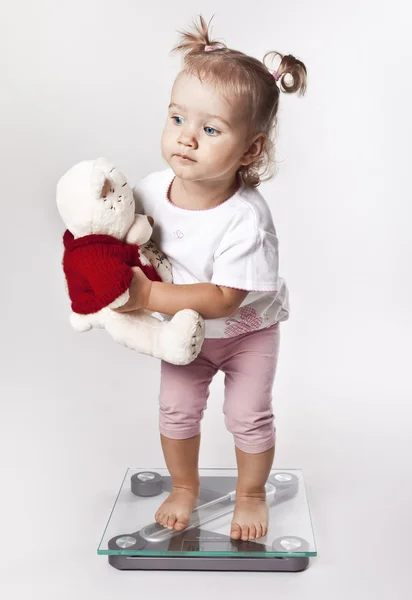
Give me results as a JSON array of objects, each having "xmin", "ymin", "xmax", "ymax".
[
  {"xmin": 158, "ymin": 310, "xmax": 205, "ymax": 365},
  {"xmin": 101, "ymin": 308, "xmax": 204, "ymax": 365}
]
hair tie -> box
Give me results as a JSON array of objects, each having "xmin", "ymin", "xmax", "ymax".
[
  {"xmin": 204, "ymin": 43, "xmax": 225, "ymax": 52},
  {"xmin": 272, "ymin": 70, "xmax": 281, "ymax": 82}
]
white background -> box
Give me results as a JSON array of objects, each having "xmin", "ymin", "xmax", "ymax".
[{"xmin": 1, "ymin": 0, "xmax": 411, "ymax": 598}]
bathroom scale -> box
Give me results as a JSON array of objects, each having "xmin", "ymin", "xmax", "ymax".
[{"xmin": 98, "ymin": 468, "xmax": 317, "ymax": 571}]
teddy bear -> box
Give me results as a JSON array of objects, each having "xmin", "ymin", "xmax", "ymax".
[{"xmin": 56, "ymin": 157, "xmax": 205, "ymax": 365}]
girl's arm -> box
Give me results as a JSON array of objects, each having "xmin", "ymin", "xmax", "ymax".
[{"xmin": 114, "ymin": 267, "xmax": 248, "ymax": 319}]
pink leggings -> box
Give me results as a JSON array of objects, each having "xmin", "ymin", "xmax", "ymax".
[{"xmin": 159, "ymin": 323, "xmax": 280, "ymax": 454}]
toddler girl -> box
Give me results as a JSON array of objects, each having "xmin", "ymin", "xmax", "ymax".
[{"xmin": 117, "ymin": 16, "xmax": 307, "ymax": 542}]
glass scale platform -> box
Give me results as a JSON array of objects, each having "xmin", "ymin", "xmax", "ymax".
[{"xmin": 98, "ymin": 468, "xmax": 317, "ymax": 572}]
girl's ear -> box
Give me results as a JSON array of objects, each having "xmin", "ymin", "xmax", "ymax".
[{"xmin": 239, "ymin": 133, "xmax": 266, "ymax": 166}]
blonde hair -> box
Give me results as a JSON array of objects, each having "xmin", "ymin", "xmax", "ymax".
[{"xmin": 172, "ymin": 15, "xmax": 307, "ymax": 187}]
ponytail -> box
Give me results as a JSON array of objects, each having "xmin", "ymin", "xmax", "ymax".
[
  {"xmin": 172, "ymin": 15, "xmax": 227, "ymax": 56},
  {"xmin": 264, "ymin": 51, "xmax": 307, "ymax": 96}
]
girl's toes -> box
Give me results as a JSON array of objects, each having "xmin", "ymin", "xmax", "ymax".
[
  {"xmin": 175, "ymin": 517, "xmax": 188, "ymax": 531},
  {"xmin": 241, "ymin": 525, "xmax": 249, "ymax": 541},
  {"xmin": 167, "ymin": 515, "xmax": 176, "ymax": 529},
  {"xmin": 161, "ymin": 515, "xmax": 169, "ymax": 527},
  {"xmin": 254, "ymin": 524, "xmax": 263, "ymax": 539},
  {"xmin": 230, "ymin": 522, "xmax": 242, "ymax": 540}
]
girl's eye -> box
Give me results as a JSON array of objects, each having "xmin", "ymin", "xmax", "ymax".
[
  {"xmin": 204, "ymin": 126, "xmax": 219, "ymax": 136},
  {"xmin": 172, "ymin": 116, "xmax": 184, "ymax": 125}
]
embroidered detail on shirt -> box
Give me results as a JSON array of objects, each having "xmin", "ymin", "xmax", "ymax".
[
  {"xmin": 224, "ymin": 306, "xmax": 264, "ymax": 338},
  {"xmin": 173, "ymin": 230, "xmax": 184, "ymax": 239}
]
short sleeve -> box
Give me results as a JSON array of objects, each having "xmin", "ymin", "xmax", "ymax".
[{"xmin": 211, "ymin": 227, "xmax": 279, "ymax": 292}]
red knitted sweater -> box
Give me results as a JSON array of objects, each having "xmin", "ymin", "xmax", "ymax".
[{"xmin": 62, "ymin": 230, "xmax": 162, "ymax": 315}]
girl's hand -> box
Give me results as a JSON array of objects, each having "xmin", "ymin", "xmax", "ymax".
[{"xmin": 113, "ymin": 267, "xmax": 152, "ymax": 313}]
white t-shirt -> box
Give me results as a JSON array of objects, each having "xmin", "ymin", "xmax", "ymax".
[{"xmin": 134, "ymin": 168, "xmax": 290, "ymax": 338}]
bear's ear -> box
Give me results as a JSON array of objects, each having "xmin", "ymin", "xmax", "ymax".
[
  {"xmin": 99, "ymin": 178, "xmax": 112, "ymax": 199},
  {"xmin": 91, "ymin": 165, "xmax": 113, "ymax": 200}
]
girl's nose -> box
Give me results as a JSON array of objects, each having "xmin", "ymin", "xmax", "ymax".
[{"xmin": 178, "ymin": 127, "xmax": 198, "ymax": 149}]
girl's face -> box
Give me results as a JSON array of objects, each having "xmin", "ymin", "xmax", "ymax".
[{"xmin": 161, "ymin": 72, "xmax": 257, "ymax": 184}]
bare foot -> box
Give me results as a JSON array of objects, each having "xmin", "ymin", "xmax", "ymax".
[
  {"xmin": 155, "ymin": 486, "xmax": 199, "ymax": 531},
  {"xmin": 230, "ymin": 494, "xmax": 269, "ymax": 541}
]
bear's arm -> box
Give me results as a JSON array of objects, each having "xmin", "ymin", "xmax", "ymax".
[{"xmin": 125, "ymin": 215, "xmax": 153, "ymax": 246}]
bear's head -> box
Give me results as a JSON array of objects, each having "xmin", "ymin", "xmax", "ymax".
[{"xmin": 56, "ymin": 158, "xmax": 135, "ymax": 240}]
